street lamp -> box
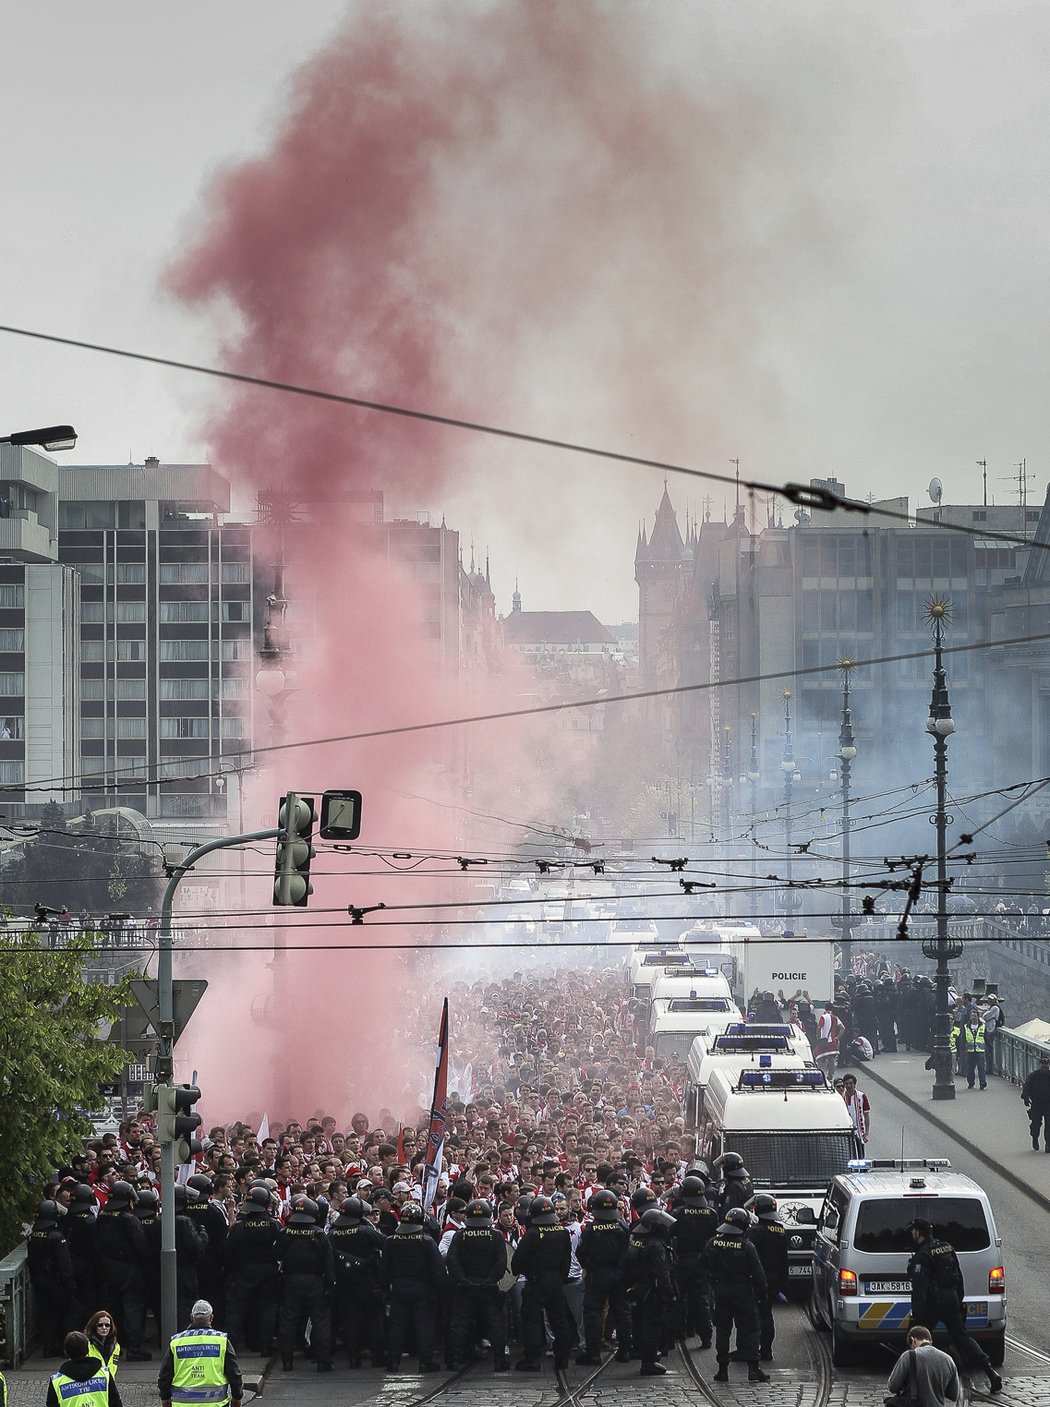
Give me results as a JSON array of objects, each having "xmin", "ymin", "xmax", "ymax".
[
  {"xmin": 745, "ymin": 714, "xmax": 760, "ymax": 921},
  {"xmin": 924, "ymin": 598, "xmax": 959, "ymax": 1102},
  {"xmin": 722, "ymin": 726, "xmax": 733, "ymax": 916},
  {"xmin": 0, "ymin": 424, "xmax": 77, "ymax": 452},
  {"xmin": 780, "ymin": 690, "xmax": 798, "ymax": 902},
  {"xmin": 838, "ymin": 658, "xmax": 858, "ymax": 970}
]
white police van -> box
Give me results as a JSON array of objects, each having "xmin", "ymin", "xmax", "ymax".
[
  {"xmin": 810, "ymin": 1158, "xmax": 1006, "ymax": 1366},
  {"xmin": 684, "ymin": 1028, "xmax": 813, "ymax": 1130}
]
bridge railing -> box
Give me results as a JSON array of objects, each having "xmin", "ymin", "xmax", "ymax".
[
  {"xmin": 0, "ymin": 1242, "xmax": 31, "ymax": 1367},
  {"xmin": 994, "ymin": 1026, "xmax": 1050, "ymax": 1087}
]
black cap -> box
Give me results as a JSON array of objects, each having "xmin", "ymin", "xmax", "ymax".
[{"xmin": 908, "ymin": 1217, "xmax": 933, "ymax": 1233}]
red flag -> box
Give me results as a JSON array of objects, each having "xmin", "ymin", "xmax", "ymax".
[
  {"xmin": 421, "ymin": 998, "xmax": 449, "ymax": 1212},
  {"xmin": 396, "ymin": 1122, "xmax": 406, "ymax": 1164}
]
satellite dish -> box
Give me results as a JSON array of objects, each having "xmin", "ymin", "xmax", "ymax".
[{"xmin": 928, "ymin": 477, "xmax": 943, "ymax": 505}]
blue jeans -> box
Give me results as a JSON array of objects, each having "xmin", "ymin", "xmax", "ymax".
[{"xmin": 966, "ymin": 1051, "xmax": 987, "ymax": 1088}]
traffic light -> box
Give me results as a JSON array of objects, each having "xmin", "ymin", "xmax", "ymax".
[
  {"xmin": 273, "ymin": 792, "xmax": 315, "ymax": 907},
  {"xmin": 156, "ymin": 1083, "xmax": 203, "ymax": 1163}
]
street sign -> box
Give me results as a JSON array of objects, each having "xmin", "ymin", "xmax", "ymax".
[
  {"xmin": 319, "ymin": 789, "xmax": 362, "ymax": 840},
  {"xmin": 129, "ymin": 978, "xmax": 209, "ymax": 1046}
]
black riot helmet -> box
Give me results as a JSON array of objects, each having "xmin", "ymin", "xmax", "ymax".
[
  {"xmin": 135, "ymin": 1189, "xmax": 160, "ymax": 1214},
  {"xmin": 746, "ymin": 1193, "xmax": 779, "ymax": 1221},
  {"xmin": 187, "ymin": 1174, "xmax": 213, "ymax": 1197},
  {"xmin": 588, "ymin": 1189, "xmax": 620, "ymax": 1222},
  {"xmin": 529, "ymin": 1195, "xmax": 559, "ymax": 1227},
  {"xmin": 679, "ymin": 1176, "xmax": 708, "ymax": 1205},
  {"xmin": 71, "ymin": 1184, "xmax": 97, "ymax": 1211},
  {"xmin": 398, "ymin": 1200, "xmax": 426, "ymax": 1225},
  {"xmin": 246, "ymin": 1187, "xmax": 273, "ymax": 1212},
  {"xmin": 630, "ymin": 1186, "xmax": 657, "ymax": 1212},
  {"xmin": 290, "ymin": 1195, "xmax": 318, "ymax": 1221},
  {"xmin": 465, "ymin": 1199, "xmax": 494, "ymax": 1227},
  {"xmin": 718, "ymin": 1152, "xmax": 746, "ymax": 1174},
  {"xmin": 638, "ymin": 1207, "xmax": 676, "ymax": 1236},
  {"xmin": 173, "ymin": 1183, "xmax": 198, "ymax": 1209},
  {"xmin": 35, "ymin": 1199, "xmax": 62, "ymax": 1226},
  {"xmin": 721, "ymin": 1207, "xmax": 752, "ymax": 1233},
  {"xmin": 340, "ymin": 1195, "xmax": 367, "ymax": 1222},
  {"xmin": 107, "ymin": 1180, "xmax": 137, "ymax": 1208}
]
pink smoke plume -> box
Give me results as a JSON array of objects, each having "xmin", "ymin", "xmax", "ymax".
[{"xmin": 164, "ymin": 1, "xmax": 792, "ymax": 1125}]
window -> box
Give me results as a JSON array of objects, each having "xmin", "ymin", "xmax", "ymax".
[
  {"xmin": 116, "ymin": 601, "xmax": 146, "ymax": 624},
  {"xmin": 160, "ymin": 678, "xmax": 210, "ymax": 700},
  {"xmin": 74, "ymin": 563, "xmax": 106, "ymax": 585},
  {"xmin": 81, "ymin": 602, "xmax": 105, "ymax": 624},
  {"xmin": 0, "ymin": 717, "xmax": 22, "ymax": 740},
  {"xmin": 0, "ymin": 585, "xmax": 23, "ymax": 609},
  {"xmin": 854, "ymin": 1197, "xmax": 990, "ymax": 1254},
  {"xmin": 117, "ymin": 640, "xmax": 146, "ymax": 662},
  {"xmin": 160, "ymin": 718, "xmax": 210, "ymax": 739},
  {"xmin": 116, "ymin": 717, "xmax": 147, "ymax": 738},
  {"xmin": 162, "ymin": 795, "xmax": 212, "ymax": 818},
  {"xmin": 0, "ymin": 761, "xmax": 24, "ymax": 783},
  {"xmin": 160, "ymin": 602, "xmax": 209, "ymax": 623},
  {"xmin": 0, "ymin": 673, "xmax": 25, "ymax": 695},
  {"xmin": 58, "ymin": 502, "xmax": 117, "ymax": 530},
  {"xmin": 222, "ymin": 601, "xmax": 247, "ymax": 622},
  {"xmin": 221, "ymin": 562, "xmax": 250, "ymax": 584},
  {"xmin": 81, "ymin": 679, "xmax": 106, "ymax": 700},
  {"xmin": 115, "ymin": 678, "xmax": 146, "ymax": 701},
  {"xmin": 116, "ymin": 562, "xmax": 146, "ymax": 585},
  {"xmin": 221, "ymin": 717, "xmax": 246, "ymax": 738},
  {"xmin": 80, "ymin": 717, "xmax": 107, "ymax": 739},
  {"xmin": 161, "ymin": 640, "xmax": 209, "ymax": 662},
  {"xmin": 221, "ymin": 676, "xmax": 248, "ymax": 699},
  {"xmin": 221, "ymin": 638, "xmax": 250, "ymax": 662},
  {"xmin": 0, "ymin": 629, "xmax": 25, "ymax": 651},
  {"xmin": 160, "ymin": 562, "xmax": 210, "ymax": 586}
]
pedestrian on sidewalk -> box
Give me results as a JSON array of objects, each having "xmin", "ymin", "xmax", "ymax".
[
  {"xmin": 887, "ymin": 1325, "xmax": 959, "ymax": 1407},
  {"xmin": 814, "ymin": 1007, "xmax": 844, "ymax": 1080},
  {"xmin": 960, "ymin": 1013, "xmax": 988, "ymax": 1091},
  {"xmin": 840, "ymin": 1074, "xmax": 871, "ymax": 1144},
  {"xmin": 1021, "ymin": 1055, "xmax": 1050, "ymax": 1151}
]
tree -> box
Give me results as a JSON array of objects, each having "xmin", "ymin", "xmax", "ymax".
[{"xmin": 0, "ymin": 929, "xmax": 138, "ymax": 1249}]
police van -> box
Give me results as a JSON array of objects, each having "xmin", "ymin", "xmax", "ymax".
[
  {"xmin": 699, "ymin": 1067, "xmax": 862, "ymax": 1288},
  {"xmin": 684, "ymin": 1029, "xmax": 814, "ymax": 1130},
  {"xmin": 648, "ymin": 993, "xmax": 744, "ymax": 1059},
  {"xmin": 810, "ymin": 1158, "xmax": 1006, "ymax": 1367},
  {"xmin": 627, "ymin": 947, "xmax": 690, "ymax": 1001}
]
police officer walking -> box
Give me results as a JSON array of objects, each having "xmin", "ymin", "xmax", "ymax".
[
  {"xmin": 27, "ymin": 1200, "xmax": 75, "ymax": 1356},
  {"xmin": 133, "ymin": 1189, "xmax": 162, "ymax": 1339},
  {"xmin": 510, "ymin": 1195, "xmax": 576, "ymax": 1372},
  {"xmin": 669, "ymin": 1174, "xmax": 718, "ymax": 1349},
  {"xmin": 184, "ymin": 1176, "xmax": 228, "ymax": 1328},
  {"xmin": 95, "ymin": 1183, "xmax": 151, "ymax": 1361},
  {"xmin": 622, "ymin": 1207, "xmax": 677, "ymax": 1377},
  {"xmin": 575, "ymin": 1189, "xmax": 631, "ymax": 1365},
  {"xmin": 446, "ymin": 1199, "xmax": 510, "ymax": 1371},
  {"xmin": 382, "ymin": 1200, "xmax": 447, "ymax": 1373},
  {"xmin": 224, "ymin": 1186, "xmax": 279, "ymax": 1355},
  {"xmin": 158, "ymin": 1299, "xmax": 242, "ymax": 1407},
  {"xmin": 745, "ymin": 1195, "xmax": 789, "ymax": 1361},
  {"xmin": 172, "ymin": 1186, "xmax": 209, "ymax": 1331},
  {"xmin": 703, "ymin": 1206, "xmax": 769, "ymax": 1383},
  {"xmin": 276, "ymin": 1194, "xmax": 335, "ymax": 1372},
  {"xmin": 327, "ymin": 1195, "xmax": 386, "ymax": 1367},
  {"xmin": 66, "ymin": 1185, "xmax": 105, "ymax": 1325},
  {"xmin": 907, "ymin": 1218, "xmax": 1002, "ymax": 1393},
  {"xmin": 1021, "ymin": 1054, "xmax": 1050, "ymax": 1150}
]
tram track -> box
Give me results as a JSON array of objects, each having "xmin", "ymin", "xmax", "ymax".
[{"xmin": 553, "ymin": 1351, "xmax": 616, "ymax": 1407}]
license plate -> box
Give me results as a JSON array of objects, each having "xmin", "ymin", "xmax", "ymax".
[
  {"xmin": 788, "ymin": 1265, "xmax": 811, "ymax": 1277},
  {"xmin": 866, "ymin": 1280, "xmax": 911, "ymax": 1294}
]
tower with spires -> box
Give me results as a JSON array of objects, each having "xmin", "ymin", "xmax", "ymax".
[{"xmin": 635, "ymin": 483, "xmax": 688, "ymax": 688}]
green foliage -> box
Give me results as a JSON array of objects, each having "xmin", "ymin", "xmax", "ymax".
[
  {"xmin": 0, "ymin": 931, "xmax": 138, "ymax": 1250},
  {"xmin": 2, "ymin": 805, "xmax": 162, "ymax": 918}
]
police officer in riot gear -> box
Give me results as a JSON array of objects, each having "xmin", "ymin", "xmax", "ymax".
[
  {"xmin": 95, "ymin": 1182, "xmax": 151, "ymax": 1360},
  {"xmin": 224, "ymin": 1186, "xmax": 279, "ymax": 1354},
  {"xmin": 27, "ymin": 1200, "xmax": 75, "ymax": 1356},
  {"xmin": 382, "ymin": 1200, "xmax": 447, "ymax": 1373},
  {"xmin": 575, "ymin": 1189, "xmax": 631, "ymax": 1365},
  {"xmin": 185, "ymin": 1174, "xmax": 228, "ymax": 1327},
  {"xmin": 511, "ymin": 1195, "xmax": 576, "ymax": 1372},
  {"xmin": 446, "ymin": 1199, "xmax": 510, "ymax": 1371},
  {"xmin": 703, "ymin": 1206, "xmax": 769, "ymax": 1383},
  {"xmin": 623, "ymin": 1207, "xmax": 676, "ymax": 1377},
  {"xmin": 669, "ymin": 1174, "xmax": 717, "ymax": 1348},
  {"xmin": 172, "ymin": 1184, "xmax": 209, "ymax": 1330},
  {"xmin": 133, "ymin": 1188, "xmax": 162, "ymax": 1337},
  {"xmin": 715, "ymin": 1154, "xmax": 754, "ymax": 1215},
  {"xmin": 908, "ymin": 1218, "xmax": 1002, "ymax": 1393},
  {"xmin": 328, "ymin": 1195, "xmax": 385, "ymax": 1368},
  {"xmin": 65, "ymin": 1184, "xmax": 104, "ymax": 1325},
  {"xmin": 277, "ymin": 1195, "xmax": 335, "ymax": 1372},
  {"xmin": 745, "ymin": 1194, "xmax": 788, "ymax": 1361}
]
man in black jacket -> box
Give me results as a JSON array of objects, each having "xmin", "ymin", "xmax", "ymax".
[
  {"xmin": 46, "ymin": 1332, "xmax": 122, "ymax": 1407},
  {"xmin": 95, "ymin": 1182, "xmax": 151, "ymax": 1360},
  {"xmin": 907, "ymin": 1219, "xmax": 1001, "ymax": 1394},
  {"xmin": 703, "ymin": 1207, "xmax": 769, "ymax": 1383},
  {"xmin": 622, "ymin": 1208, "xmax": 677, "ymax": 1378},
  {"xmin": 277, "ymin": 1195, "xmax": 335, "ymax": 1372},
  {"xmin": 511, "ymin": 1195, "xmax": 576, "ymax": 1372},
  {"xmin": 446, "ymin": 1199, "xmax": 510, "ymax": 1371},
  {"xmin": 382, "ymin": 1200, "xmax": 447, "ymax": 1373},
  {"xmin": 575, "ymin": 1189, "xmax": 631, "ymax": 1365},
  {"xmin": 26, "ymin": 1201, "xmax": 75, "ymax": 1356},
  {"xmin": 224, "ymin": 1186, "xmax": 279, "ymax": 1354},
  {"xmin": 669, "ymin": 1175, "xmax": 718, "ymax": 1348},
  {"xmin": 745, "ymin": 1195, "xmax": 789, "ymax": 1362},
  {"xmin": 328, "ymin": 1194, "xmax": 386, "ymax": 1367},
  {"xmin": 1021, "ymin": 1055, "xmax": 1050, "ymax": 1150}
]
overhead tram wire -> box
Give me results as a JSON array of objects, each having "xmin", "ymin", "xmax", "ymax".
[{"xmin": 1, "ymin": 322, "xmax": 1046, "ymax": 556}]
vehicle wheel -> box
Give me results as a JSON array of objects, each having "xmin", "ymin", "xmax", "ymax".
[
  {"xmin": 831, "ymin": 1320, "xmax": 858, "ymax": 1367},
  {"xmin": 985, "ymin": 1331, "xmax": 1006, "ymax": 1367},
  {"xmin": 806, "ymin": 1286, "xmax": 827, "ymax": 1332}
]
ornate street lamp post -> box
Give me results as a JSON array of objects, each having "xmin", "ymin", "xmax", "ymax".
[
  {"xmin": 924, "ymin": 598, "xmax": 960, "ymax": 1102},
  {"xmin": 838, "ymin": 659, "xmax": 858, "ymax": 970}
]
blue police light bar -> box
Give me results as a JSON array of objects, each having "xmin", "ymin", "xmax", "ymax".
[
  {"xmin": 712, "ymin": 1035, "xmax": 790, "ymax": 1052},
  {"xmin": 847, "ymin": 1159, "xmax": 872, "ymax": 1172},
  {"xmin": 759, "ymin": 1054, "xmax": 772, "ymax": 1068},
  {"xmin": 725, "ymin": 1023, "xmax": 793, "ymax": 1037},
  {"xmin": 739, "ymin": 1069, "xmax": 826, "ymax": 1089}
]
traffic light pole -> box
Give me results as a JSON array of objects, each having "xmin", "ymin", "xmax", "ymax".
[{"xmin": 158, "ymin": 827, "xmax": 279, "ymax": 1344}]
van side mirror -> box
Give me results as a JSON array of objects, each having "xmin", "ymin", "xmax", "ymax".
[{"xmin": 795, "ymin": 1205, "xmax": 817, "ymax": 1225}]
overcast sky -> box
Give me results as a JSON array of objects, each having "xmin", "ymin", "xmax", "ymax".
[{"xmin": 2, "ymin": 1, "xmax": 1048, "ymax": 622}]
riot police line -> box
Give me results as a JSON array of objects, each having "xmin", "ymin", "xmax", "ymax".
[{"xmin": 25, "ymin": 1155, "xmax": 783, "ymax": 1384}]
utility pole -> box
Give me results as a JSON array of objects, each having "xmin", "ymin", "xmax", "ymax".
[
  {"xmin": 837, "ymin": 659, "xmax": 857, "ymax": 971},
  {"xmin": 923, "ymin": 598, "xmax": 959, "ymax": 1102},
  {"xmin": 747, "ymin": 714, "xmax": 760, "ymax": 922},
  {"xmin": 780, "ymin": 691, "xmax": 797, "ymax": 913}
]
